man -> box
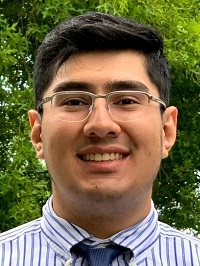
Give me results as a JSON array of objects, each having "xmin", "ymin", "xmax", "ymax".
[{"xmin": 0, "ymin": 12, "xmax": 199, "ymax": 266}]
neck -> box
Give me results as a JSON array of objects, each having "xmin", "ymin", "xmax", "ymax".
[{"xmin": 52, "ymin": 192, "xmax": 152, "ymax": 238}]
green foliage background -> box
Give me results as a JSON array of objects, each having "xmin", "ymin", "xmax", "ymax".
[{"xmin": 0, "ymin": 0, "xmax": 200, "ymax": 234}]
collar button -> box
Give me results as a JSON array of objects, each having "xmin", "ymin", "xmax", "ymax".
[{"xmin": 65, "ymin": 259, "xmax": 72, "ymax": 266}]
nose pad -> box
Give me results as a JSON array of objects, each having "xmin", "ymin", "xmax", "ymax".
[{"xmin": 83, "ymin": 100, "xmax": 121, "ymax": 138}]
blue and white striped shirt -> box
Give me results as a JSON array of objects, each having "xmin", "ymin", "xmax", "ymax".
[{"xmin": 0, "ymin": 197, "xmax": 200, "ymax": 265}]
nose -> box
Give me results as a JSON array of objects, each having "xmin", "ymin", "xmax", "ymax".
[{"xmin": 83, "ymin": 99, "xmax": 121, "ymax": 138}]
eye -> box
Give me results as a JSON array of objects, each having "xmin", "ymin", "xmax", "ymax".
[
  {"xmin": 117, "ymin": 98, "xmax": 139, "ymax": 105},
  {"xmin": 54, "ymin": 94, "xmax": 91, "ymax": 107},
  {"xmin": 113, "ymin": 95, "xmax": 141, "ymax": 105},
  {"xmin": 64, "ymin": 98, "xmax": 88, "ymax": 106}
]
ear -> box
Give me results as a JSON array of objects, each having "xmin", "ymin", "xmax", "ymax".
[
  {"xmin": 162, "ymin": 106, "xmax": 178, "ymax": 159},
  {"xmin": 28, "ymin": 110, "xmax": 44, "ymax": 159}
]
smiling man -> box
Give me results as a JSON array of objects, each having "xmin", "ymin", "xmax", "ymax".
[{"xmin": 0, "ymin": 12, "xmax": 200, "ymax": 266}]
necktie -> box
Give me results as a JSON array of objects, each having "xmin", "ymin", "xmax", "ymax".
[{"xmin": 71, "ymin": 242, "xmax": 130, "ymax": 266}]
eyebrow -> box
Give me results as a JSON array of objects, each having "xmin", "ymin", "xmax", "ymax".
[
  {"xmin": 52, "ymin": 80, "xmax": 149, "ymax": 94},
  {"xmin": 53, "ymin": 81, "xmax": 94, "ymax": 93},
  {"xmin": 106, "ymin": 80, "xmax": 149, "ymax": 93}
]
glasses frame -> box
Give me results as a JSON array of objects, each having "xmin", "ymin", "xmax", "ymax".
[{"xmin": 37, "ymin": 90, "xmax": 166, "ymax": 122}]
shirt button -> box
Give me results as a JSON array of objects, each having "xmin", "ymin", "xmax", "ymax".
[
  {"xmin": 98, "ymin": 244, "xmax": 106, "ymax": 248},
  {"xmin": 65, "ymin": 259, "xmax": 72, "ymax": 266},
  {"xmin": 130, "ymin": 262, "xmax": 137, "ymax": 266}
]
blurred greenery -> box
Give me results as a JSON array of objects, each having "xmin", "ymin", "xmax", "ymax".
[{"xmin": 0, "ymin": 0, "xmax": 199, "ymax": 234}]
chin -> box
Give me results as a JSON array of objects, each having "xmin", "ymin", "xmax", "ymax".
[{"xmin": 83, "ymin": 185, "xmax": 126, "ymax": 203}]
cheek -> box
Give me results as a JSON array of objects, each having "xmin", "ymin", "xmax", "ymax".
[
  {"xmin": 133, "ymin": 119, "xmax": 160, "ymax": 136},
  {"xmin": 129, "ymin": 119, "xmax": 163, "ymax": 181},
  {"xmin": 124, "ymin": 117, "xmax": 163, "ymax": 155},
  {"xmin": 41, "ymin": 120, "xmax": 83, "ymax": 159}
]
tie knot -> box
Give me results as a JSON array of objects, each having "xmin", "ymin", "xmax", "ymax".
[{"xmin": 71, "ymin": 242, "xmax": 131, "ymax": 266}]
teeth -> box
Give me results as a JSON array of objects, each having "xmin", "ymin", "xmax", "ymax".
[{"xmin": 82, "ymin": 153, "xmax": 124, "ymax": 161}]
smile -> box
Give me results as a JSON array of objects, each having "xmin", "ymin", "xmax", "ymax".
[{"xmin": 82, "ymin": 153, "xmax": 126, "ymax": 161}]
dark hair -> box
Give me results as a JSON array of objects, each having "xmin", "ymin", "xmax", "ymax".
[{"xmin": 34, "ymin": 12, "xmax": 171, "ymax": 109}]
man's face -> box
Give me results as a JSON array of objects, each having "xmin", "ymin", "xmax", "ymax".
[{"xmin": 30, "ymin": 50, "xmax": 177, "ymax": 212}]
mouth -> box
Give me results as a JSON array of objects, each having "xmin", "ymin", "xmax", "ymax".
[{"xmin": 79, "ymin": 153, "xmax": 128, "ymax": 162}]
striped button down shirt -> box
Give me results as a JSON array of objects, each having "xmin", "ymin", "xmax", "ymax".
[{"xmin": 0, "ymin": 196, "xmax": 200, "ymax": 265}]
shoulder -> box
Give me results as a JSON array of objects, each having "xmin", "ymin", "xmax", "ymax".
[
  {"xmin": 158, "ymin": 220, "xmax": 200, "ymax": 246},
  {"xmin": 0, "ymin": 217, "xmax": 42, "ymax": 245}
]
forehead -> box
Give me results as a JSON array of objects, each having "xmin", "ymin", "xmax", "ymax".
[{"xmin": 46, "ymin": 50, "xmax": 159, "ymax": 96}]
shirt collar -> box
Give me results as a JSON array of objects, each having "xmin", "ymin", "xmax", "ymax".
[
  {"xmin": 41, "ymin": 196, "xmax": 91, "ymax": 262},
  {"xmin": 41, "ymin": 196, "xmax": 159, "ymax": 262},
  {"xmin": 110, "ymin": 201, "xmax": 160, "ymax": 259}
]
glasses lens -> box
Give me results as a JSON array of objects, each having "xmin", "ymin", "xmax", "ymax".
[
  {"xmin": 108, "ymin": 92, "xmax": 149, "ymax": 121},
  {"xmin": 52, "ymin": 92, "xmax": 92, "ymax": 122}
]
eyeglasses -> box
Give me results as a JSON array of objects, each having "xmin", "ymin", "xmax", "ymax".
[{"xmin": 37, "ymin": 90, "xmax": 166, "ymax": 122}]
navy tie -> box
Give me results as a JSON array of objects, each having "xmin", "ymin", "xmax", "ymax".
[{"xmin": 71, "ymin": 242, "xmax": 130, "ymax": 266}]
